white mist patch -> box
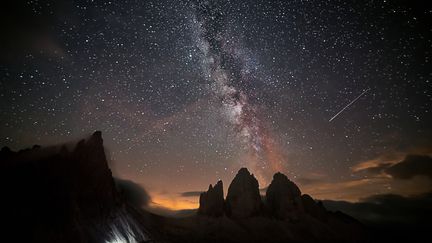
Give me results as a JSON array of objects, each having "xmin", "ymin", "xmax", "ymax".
[
  {"xmin": 105, "ymin": 208, "xmax": 148, "ymax": 243},
  {"xmin": 105, "ymin": 223, "xmax": 137, "ymax": 243}
]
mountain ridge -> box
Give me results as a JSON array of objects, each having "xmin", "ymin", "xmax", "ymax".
[{"xmin": 1, "ymin": 131, "xmax": 369, "ymax": 243}]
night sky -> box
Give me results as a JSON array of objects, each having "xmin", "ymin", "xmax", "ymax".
[{"xmin": 1, "ymin": 0, "xmax": 431, "ymax": 210}]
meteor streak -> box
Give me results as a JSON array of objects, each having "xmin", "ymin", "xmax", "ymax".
[{"xmin": 329, "ymin": 88, "xmax": 370, "ymax": 122}]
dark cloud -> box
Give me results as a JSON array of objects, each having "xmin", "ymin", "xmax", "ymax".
[
  {"xmin": 385, "ymin": 154, "xmax": 432, "ymax": 179},
  {"xmin": 180, "ymin": 191, "xmax": 203, "ymax": 197},
  {"xmin": 353, "ymin": 154, "xmax": 432, "ymax": 181},
  {"xmin": 323, "ymin": 192, "xmax": 432, "ymax": 226},
  {"xmin": 115, "ymin": 178, "xmax": 151, "ymax": 207}
]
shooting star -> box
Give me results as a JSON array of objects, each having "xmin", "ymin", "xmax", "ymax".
[{"xmin": 329, "ymin": 88, "xmax": 370, "ymax": 122}]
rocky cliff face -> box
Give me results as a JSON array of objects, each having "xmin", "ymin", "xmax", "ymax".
[
  {"xmin": 265, "ymin": 172, "xmax": 303, "ymax": 219},
  {"xmin": 70, "ymin": 131, "xmax": 120, "ymax": 217},
  {"xmin": 225, "ymin": 168, "xmax": 262, "ymax": 218},
  {"xmin": 198, "ymin": 168, "xmax": 355, "ymax": 224},
  {"xmin": 198, "ymin": 180, "xmax": 224, "ymax": 216},
  {"xmin": 0, "ymin": 131, "xmax": 148, "ymax": 243}
]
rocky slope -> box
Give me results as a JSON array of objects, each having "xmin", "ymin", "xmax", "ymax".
[{"xmin": 0, "ymin": 131, "xmax": 150, "ymax": 243}]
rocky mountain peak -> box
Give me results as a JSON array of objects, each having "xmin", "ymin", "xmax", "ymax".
[
  {"xmin": 265, "ymin": 172, "xmax": 303, "ymax": 219},
  {"xmin": 198, "ymin": 180, "xmax": 224, "ymax": 217},
  {"xmin": 225, "ymin": 167, "xmax": 262, "ymax": 218},
  {"xmin": 0, "ymin": 131, "xmax": 141, "ymax": 242},
  {"xmin": 267, "ymin": 172, "xmax": 301, "ymax": 199}
]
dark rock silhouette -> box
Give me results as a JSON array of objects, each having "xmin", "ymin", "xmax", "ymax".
[
  {"xmin": 225, "ymin": 168, "xmax": 262, "ymax": 218},
  {"xmin": 198, "ymin": 169, "xmax": 332, "ymax": 222},
  {"xmin": 301, "ymin": 194, "xmax": 328, "ymax": 221},
  {"xmin": 198, "ymin": 180, "xmax": 224, "ymax": 217},
  {"xmin": 0, "ymin": 146, "xmax": 13, "ymax": 158},
  {"xmin": 70, "ymin": 131, "xmax": 119, "ymax": 217},
  {"xmin": 0, "ymin": 131, "xmax": 149, "ymax": 243},
  {"xmin": 187, "ymin": 168, "xmax": 369, "ymax": 242},
  {"xmin": 115, "ymin": 178, "xmax": 152, "ymax": 207},
  {"xmin": 265, "ymin": 172, "xmax": 303, "ymax": 219}
]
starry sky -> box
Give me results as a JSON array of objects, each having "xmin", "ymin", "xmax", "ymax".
[{"xmin": 1, "ymin": 0, "xmax": 431, "ymax": 210}]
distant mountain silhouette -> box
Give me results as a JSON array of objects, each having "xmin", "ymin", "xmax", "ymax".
[
  {"xmin": 197, "ymin": 168, "xmax": 338, "ymax": 222},
  {"xmin": 1, "ymin": 131, "xmax": 369, "ymax": 243},
  {"xmin": 191, "ymin": 168, "xmax": 368, "ymax": 243}
]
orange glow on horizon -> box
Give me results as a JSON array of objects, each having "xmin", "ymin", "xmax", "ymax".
[{"xmin": 150, "ymin": 195, "xmax": 199, "ymax": 210}]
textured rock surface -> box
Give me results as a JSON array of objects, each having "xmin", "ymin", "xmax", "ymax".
[
  {"xmin": 266, "ymin": 172, "xmax": 303, "ymax": 219},
  {"xmin": 198, "ymin": 180, "xmax": 224, "ymax": 216},
  {"xmin": 225, "ymin": 168, "xmax": 262, "ymax": 218}
]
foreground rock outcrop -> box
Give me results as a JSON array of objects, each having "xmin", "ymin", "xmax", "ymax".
[{"xmin": 0, "ymin": 131, "xmax": 149, "ymax": 243}]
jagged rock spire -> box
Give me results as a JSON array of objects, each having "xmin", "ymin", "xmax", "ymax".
[{"xmin": 198, "ymin": 180, "xmax": 224, "ymax": 217}]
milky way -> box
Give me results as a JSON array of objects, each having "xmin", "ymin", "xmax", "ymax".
[{"xmin": 190, "ymin": 1, "xmax": 287, "ymax": 183}]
